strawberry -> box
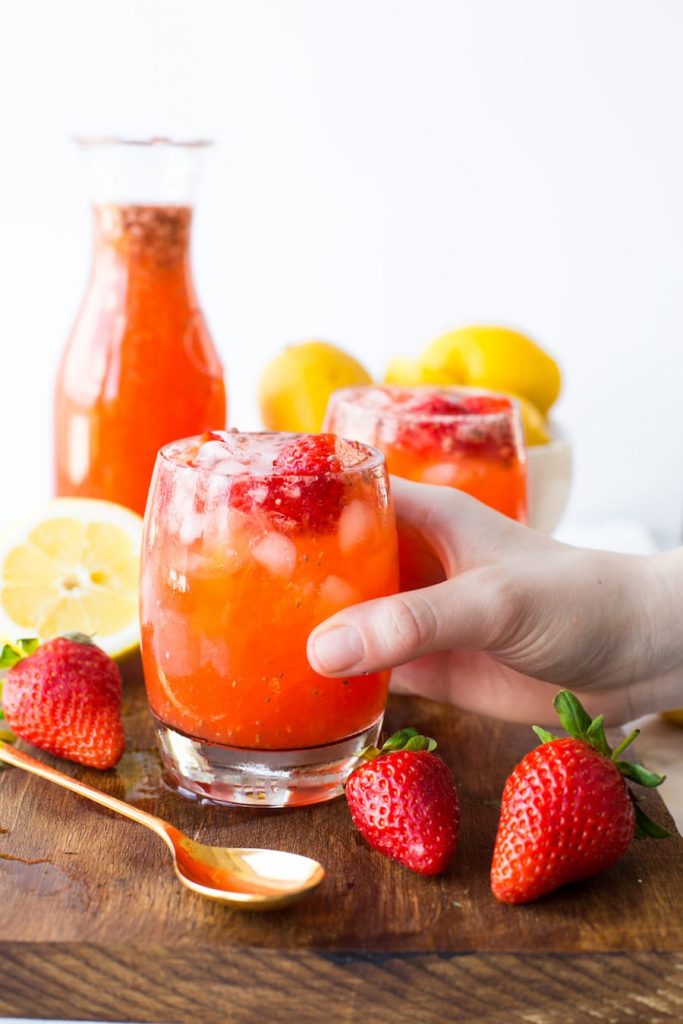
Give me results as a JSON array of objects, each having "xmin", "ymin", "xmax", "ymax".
[
  {"xmin": 408, "ymin": 393, "xmax": 511, "ymax": 418},
  {"xmin": 272, "ymin": 433, "xmax": 365, "ymax": 475},
  {"xmin": 491, "ymin": 691, "xmax": 669, "ymax": 905},
  {"xmin": 457, "ymin": 395, "xmax": 513, "ymax": 415},
  {"xmin": 396, "ymin": 391, "xmax": 516, "ymax": 461},
  {"xmin": 0, "ymin": 634, "xmax": 125, "ymax": 770},
  {"xmin": 231, "ymin": 434, "xmax": 368, "ymax": 534},
  {"xmin": 406, "ymin": 395, "xmax": 469, "ymax": 418},
  {"xmin": 345, "ymin": 727, "xmax": 460, "ymax": 875}
]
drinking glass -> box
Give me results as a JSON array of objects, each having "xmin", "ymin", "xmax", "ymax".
[
  {"xmin": 324, "ymin": 385, "xmax": 528, "ymax": 521},
  {"xmin": 140, "ymin": 431, "xmax": 399, "ymax": 807}
]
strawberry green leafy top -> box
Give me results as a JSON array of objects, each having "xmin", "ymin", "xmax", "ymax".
[{"xmin": 533, "ymin": 690, "xmax": 669, "ymax": 840}]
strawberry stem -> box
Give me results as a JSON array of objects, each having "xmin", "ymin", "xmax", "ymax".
[
  {"xmin": 633, "ymin": 800, "xmax": 672, "ymax": 839},
  {"xmin": 553, "ymin": 690, "xmax": 593, "ymax": 739},
  {"xmin": 1, "ymin": 637, "xmax": 24, "ymax": 660},
  {"xmin": 585, "ymin": 714, "xmax": 611, "ymax": 757},
  {"xmin": 354, "ymin": 726, "xmax": 437, "ymax": 764},
  {"xmin": 0, "ymin": 637, "xmax": 39, "ymax": 669},
  {"xmin": 618, "ymin": 761, "xmax": 665, "ymax": 787},
  {"xmin": 532, "ymin": 726, "xmax": 557, "ymax": 744},
  {"xmin": 402, "ymin": 735, "xmax": 438, "ymax": 752},
  {"xmin": 381, "ymin": 727, "xmax": 421, "ymax": 751},
  {"xmin": 380, "ymin": 727, "xmax": 437, "ymax": 753},
  {"xmin": 61, "ymin": 632, "xmax": 95, "ymax": 646},
  {"xmin": 356, "ymin": 745, "xmax": 382, "ymax": 762},
  {"xmin": 612, "ymin": 729, "xmax": 640, "ymax": 760}
]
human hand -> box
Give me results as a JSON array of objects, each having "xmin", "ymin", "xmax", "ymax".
[{"xmin": 308, "ymin": 478, "xmax": 683, "ymax": 724}]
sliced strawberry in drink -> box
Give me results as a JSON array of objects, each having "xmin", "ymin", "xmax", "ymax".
[
  {"xmin": 406, "ymin": 395, "xmax": 469, "ymax": 417},
  {"xmin": 275, "ymin": 433, "xmax": 369, "ymax": 476},
  {"xmin": 396, "ymin": 392, "xmax": 517, "ymax": 460},
  {"xmin": 407, "ymin": 392, "xmax": 513, "ymax": 418},
  {"xmin": 232, "ymin": 434, "xmax": 368, "ymax": 534},
  {"xmin": 457, "ymin": 395, "xmax": 512, "ymax": 415}
]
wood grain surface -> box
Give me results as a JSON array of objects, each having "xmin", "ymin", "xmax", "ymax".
[{"xmin": 1, "ymin": 661, "xmax": 681, "ymax": 1022}]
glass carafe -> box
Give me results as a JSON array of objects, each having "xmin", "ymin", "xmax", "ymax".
[{"xmin": 54, "ymin": 137, "xmax": 227, "ymax": 516}]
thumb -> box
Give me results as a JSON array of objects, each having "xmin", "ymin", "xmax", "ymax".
[{"xmin": 307, "ymin": 573, "xmax": 497, "ymax": 676}]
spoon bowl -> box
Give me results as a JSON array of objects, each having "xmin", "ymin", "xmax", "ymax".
[
  {"xmin": 0, "ymin": 742, "xmax": 325, "ymax": 909},
  {"xmin": 169, "ymin": 830, "xmax": 325, "ymax": 908}
]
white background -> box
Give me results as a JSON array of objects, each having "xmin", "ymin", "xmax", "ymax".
[{"xmin": 2, "ymin": 0, "xmax": 683, "ymax": 544}]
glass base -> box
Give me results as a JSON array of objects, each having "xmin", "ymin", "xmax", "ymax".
[{"xmin": 153, "ymin": 714, "xmax": 383, "ymax": 808}]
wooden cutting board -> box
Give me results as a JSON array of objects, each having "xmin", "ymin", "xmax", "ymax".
[{"xmin": 1, "ymin": 661, "xmax": 681, "ymax": 1024}]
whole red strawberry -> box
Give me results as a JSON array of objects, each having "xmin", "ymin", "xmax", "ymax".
[
  {"xmin": 1, "ymin": 634, "xmax": 125, "ymax": 770},
  {"xmin": 491, "ymin": 691, "xmax": 669, "ymax": 905},
  {"xmin": 346, "ymin": 727, "xmax": 459, "ymax": 875}
]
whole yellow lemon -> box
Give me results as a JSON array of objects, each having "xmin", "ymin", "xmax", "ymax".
[
  {"xmin": 384, "ymin": 355, "xmax": 458, "ymax": 386},
  {"xmin": 385, "ymin": 358, "xmax": 438, "ymax": 385},
  {"xmin": 420, "ymin": 325, "xmax": 561, "ymax": 415},
  {"xmin": 259, "ymin": 340, "xmax": 372, "ymax": 433}
]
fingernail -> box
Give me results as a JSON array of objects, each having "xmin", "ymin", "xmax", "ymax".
[{"xmin": 311, "ymin": 626, "xmax": 364, "ymax": 673}]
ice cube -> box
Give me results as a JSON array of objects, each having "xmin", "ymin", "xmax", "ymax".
[
  {"xmin": 212, "ymin": 458, "xmax": 251, "ymax": 477},
  {"xmin": 178, "ymin": 514, "xmax": 204, "ymax": 546},
  {"xmin": 251, "ymin": 532, "xmax": 297, "ymax": 577},
  {"xmin": 189, "ymin": 545, "xmax": 246, "ymax": 578},
  {"xmin": 338, "ymin": 499, "xmax": 374, "ymax": 553},
  {"xmin": 166, "ymin": 473, "xmax": 204, "ymax": 545},
  {"xmin": 195, "ymin": 440, "xmax": 231, "ymax": 467},
  {"xmin": 319, "ymin": 575, "xmax": 362, "ymax": 612}
]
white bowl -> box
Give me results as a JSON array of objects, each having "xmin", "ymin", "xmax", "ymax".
[{"xmin": 526, "ymin": 431, "xmax": 572, "ymax": 534}]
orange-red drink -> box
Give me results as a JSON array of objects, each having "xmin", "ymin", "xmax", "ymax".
[
  {"xmin": 140, "ymin": 431, "xmax": 398, "ymax": 806},
  {"xmin": 325, "ymin": 385, "xmax": 528, "ymax": 521},
  {"xmin": 54, "ymin": 139, "xmax": 226, "ymax": 516}
]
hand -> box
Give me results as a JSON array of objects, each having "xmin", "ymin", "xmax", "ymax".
[{"xmin": 308, "ymin": 478, "xmax": 683, "ymax": 724}]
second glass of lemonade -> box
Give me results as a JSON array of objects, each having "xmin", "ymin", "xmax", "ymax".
[
  {"xmin": 140, "ymin": 431, "xmax": 398, "ymax": 807},
  {"xmin": 324, "ymin": 385, "xmax": 528, "ymax": 522}
]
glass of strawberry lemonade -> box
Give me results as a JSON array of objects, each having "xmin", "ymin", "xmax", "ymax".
[
  {"xmin": 324, "ymin": 385, "xmax": 528, "ymax": 521},
  {"xmin": 140, "ymin": 431, "xmax": 399, "ymax": 806}
]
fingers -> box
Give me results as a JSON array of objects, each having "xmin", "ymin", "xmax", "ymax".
[
  {"xmin": 308, "ymin": 480, "xmax": 558, "ymax": 678},
  {"xmin": 307, "ymin": 574, "xmax": 497, "ymax": 676},
  {"xmin": 390, "ymin": 476, "xmax": 526, "ymax": 573},
  {"xmin": 390, "ymin": 476, "xmax": 478, "ymax": 544},
  {"xmin": 390, "ymin": 650, "xmax": 566, "ymax": 724}
]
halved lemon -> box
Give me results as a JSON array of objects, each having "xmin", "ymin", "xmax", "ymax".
[{"xmin": 0, "ymin": 498, "xmax": 143, "ymax": 658}]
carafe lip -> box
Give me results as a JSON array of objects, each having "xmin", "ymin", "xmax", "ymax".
[{"xmin": 73, "ymin": 135, "xmax": 213, "ymax": 149}]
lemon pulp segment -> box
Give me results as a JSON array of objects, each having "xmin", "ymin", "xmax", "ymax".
[{"xmin": 0, "ymin": 498, "xmax": 142, "ymax": 657}]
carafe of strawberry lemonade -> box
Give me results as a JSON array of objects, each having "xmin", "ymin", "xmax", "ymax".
[{"xmin": 54, "ymin": 138, "xmax": 226, "ymax": 516}]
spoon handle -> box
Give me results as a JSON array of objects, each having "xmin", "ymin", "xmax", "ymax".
[{"xmin": 0, "ymin": 742, "xmax": 174, "ymax": 847}]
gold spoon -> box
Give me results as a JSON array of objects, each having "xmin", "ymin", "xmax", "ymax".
[{"xmin": 0, "ymin": 742, "xmax": 325, "ymax": 910}]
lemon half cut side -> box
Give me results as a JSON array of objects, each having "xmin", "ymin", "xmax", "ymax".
[{"xmin": 0, "ymin": 498, "xmax": 143, "ymax": 658}]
